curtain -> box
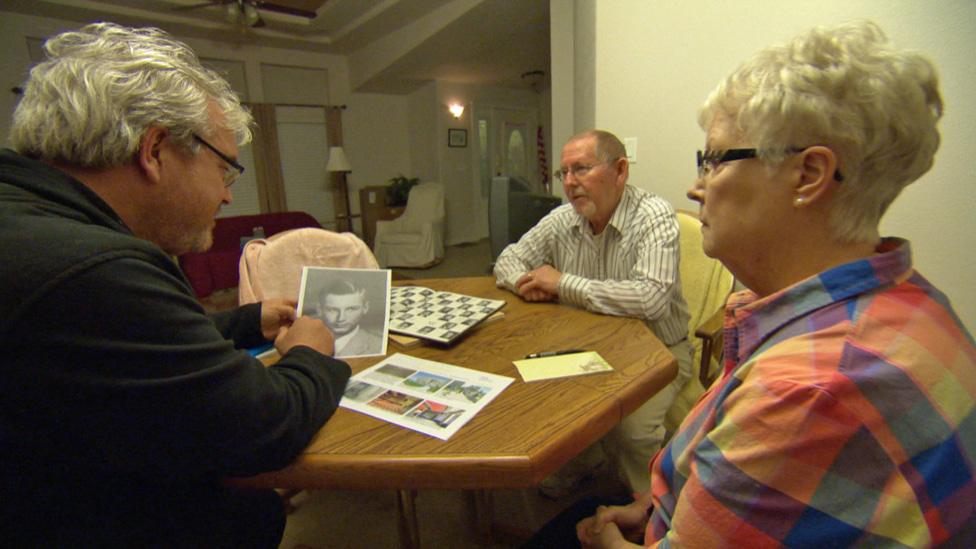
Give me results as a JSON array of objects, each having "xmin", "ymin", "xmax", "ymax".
[
  {"xmin": 325, "ymin": 106, "xmax": 351, "ymax": 231},
  {"xmin": 247, "ymin": 103, "xmax": 287, "ymax": 213},
  {"xmin": 246, "ymin": 103, "xmax": 346, "ymax": 223}
]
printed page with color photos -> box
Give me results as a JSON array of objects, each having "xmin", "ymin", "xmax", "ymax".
[{"xmin": 340, "ymin": 353, "xmax": 514, "ymax": 440}]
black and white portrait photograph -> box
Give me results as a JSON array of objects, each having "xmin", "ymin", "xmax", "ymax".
[{"xmin": 297, "ymin": 267, "xmax": 391, "ymax": 359}]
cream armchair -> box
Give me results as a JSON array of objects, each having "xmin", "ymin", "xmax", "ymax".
[{"xmin": 373, "ymin": 181, "xmax": 446, "ymax": 268}]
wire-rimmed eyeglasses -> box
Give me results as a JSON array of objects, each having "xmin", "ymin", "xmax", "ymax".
[{"xmin": 553, "ymin": 160, "xmax": 614, "ymax": 183}]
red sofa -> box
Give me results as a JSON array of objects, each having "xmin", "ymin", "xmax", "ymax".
[{"xmin": 178, "ymin": 212, "xmax": 321, "ymax": 298}]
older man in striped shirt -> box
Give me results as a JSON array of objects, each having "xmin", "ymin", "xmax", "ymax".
[{"xmin": 494, "ymin": 130, "xmax": 692, "ymax": 497}]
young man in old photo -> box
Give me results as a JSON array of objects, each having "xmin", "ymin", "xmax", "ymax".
[{"xmin": 314, "ymin": 279, "xmax": 385, "ymax": 357}]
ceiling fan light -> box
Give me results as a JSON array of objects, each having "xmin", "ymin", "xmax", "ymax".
[{"xmin": 243, "ymin": 4, "xmax": 260, "ymax": 26}]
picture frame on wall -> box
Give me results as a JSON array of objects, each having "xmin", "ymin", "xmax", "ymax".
[{"xmin": 448, "ymin": 128, "xmax": 467, "ymax": 148}]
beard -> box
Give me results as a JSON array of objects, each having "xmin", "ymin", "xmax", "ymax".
[
  {"xmin": 572, "ymin": 196, "xmax": 597, "ymax": 220},
  {"xmin": 578, "ymin": 201, "xmax": 597, "ymax": 219},
  {"xmin": 181, "ymin": 226, "xmax": 215, "ymax": 254},
  {"xmin": 156, "ymin": 225, "xmax": 213, "ymax": 256},
  {"xmin": 569, "ymin": 188, "xmax": 598, "ymax": 220},
  {"xmin": 143, "ymin": 208, "xmax": 216, "ymax": 256}
]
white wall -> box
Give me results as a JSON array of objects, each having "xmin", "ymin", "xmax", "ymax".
[
  {"xmin": 549, "ymin": 0, "xmax": 575, "ymax": 202},
  {"xmin": 573, "ymin": 0, "xmax": 597, "ymax": 134},
  {"xmin": 435, "ymin": 81, "xmax": 549, "ymax": 245},
  {"xmin": 408, "ymin": 82, "xmax": 440, "ymax": 183},
  {"xmin": 571, "ymin": 0, "xmax": 975, "ymax": 331},
  {"xmin": 438, "ymin": 81, "xmax": 479, "ymax": 245},
  {"xmin": 343, "ymin": 92, "xmax": 412, "ymax": 229}
]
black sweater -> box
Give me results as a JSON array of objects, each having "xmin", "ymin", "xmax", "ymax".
[{"xmin": 0, "ymin": 149, "xmax": 351, "ymax": 542}]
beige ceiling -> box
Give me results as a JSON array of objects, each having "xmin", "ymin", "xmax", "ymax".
[{"xmin": 1, "ymin": 0, "xmax": 550, "ymax": 94}]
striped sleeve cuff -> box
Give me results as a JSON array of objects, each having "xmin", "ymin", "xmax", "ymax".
[
  {"xmin": 493, "ymin": 270, "xmax": 520, "ymax": 292},
  {"xmin": 558, "ymin": 273, "xmax": 590, "ymax": 307}
]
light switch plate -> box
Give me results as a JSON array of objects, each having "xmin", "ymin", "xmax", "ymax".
[{"xmin": 624, "ymin": 137, "xmax": 638, "ymax": 163}]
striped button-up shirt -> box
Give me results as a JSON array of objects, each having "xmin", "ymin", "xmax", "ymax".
[
  {"xmin": 494, "ymin": 185, "xmax": 689, "ymax": 346},
  {"xmin": 646, "ymin": 238, "xmax": 976, "ymax": 547}
]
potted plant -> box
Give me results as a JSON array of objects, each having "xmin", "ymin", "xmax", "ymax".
[{"xmin": 386, "ymin": 174, "xmax": 420, "ymax": 207}]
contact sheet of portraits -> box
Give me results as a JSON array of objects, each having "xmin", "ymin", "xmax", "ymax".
[{"xmin": 388, "ymin": 286, "xmax": 506, "ymax": 344}]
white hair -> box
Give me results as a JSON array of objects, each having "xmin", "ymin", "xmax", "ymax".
[
  {"xmin": 10, "ymin": 22, "xmax": 253, "ymax": 168},
  {"xmin": 699, "ymin": 21, "xmax": 943, "ymax": 243}
]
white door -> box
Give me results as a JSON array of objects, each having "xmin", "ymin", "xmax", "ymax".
[
  {"xmin": 474, "ymin": 107, "xmax": 539, "ymax": 237},
  {"xmin": 494, "ymin": 108, "xmax": 537, "ymax": 185}
]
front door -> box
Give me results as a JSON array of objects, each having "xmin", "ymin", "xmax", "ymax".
[{"xmin": 474, "ymin": 107, "xmax": 539, "ymax": 237}]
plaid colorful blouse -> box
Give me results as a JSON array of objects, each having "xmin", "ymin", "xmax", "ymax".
[{"xmin": 646, "ymin": 238, "xmax": 976, "ymax": 547}]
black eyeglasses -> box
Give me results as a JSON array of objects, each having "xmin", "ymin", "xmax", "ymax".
[
  {"xmin": 696, "ymin": 147, "xmax": 843, "ymax": 181},
  {"xmin": 193, "ymin": 134, "xmax": 244, "ymax": 187}
]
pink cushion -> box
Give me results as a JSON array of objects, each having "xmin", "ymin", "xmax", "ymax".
[{"xmin": 238, "ymin": 228, "xmax": 379, "ymax": 305}]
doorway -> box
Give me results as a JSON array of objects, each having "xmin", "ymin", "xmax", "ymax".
[{"xmin": 474, "ymin": 106, "xmax": 539, "ymax": 238}]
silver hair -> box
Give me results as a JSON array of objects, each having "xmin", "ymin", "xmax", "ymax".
[
  {"xmin": 10, "ymin": 22, "xmax": 253, "ymax": 168},
  {"xmin": 699, "ymin": 21, "xmax": 942, "ymax": 243}
]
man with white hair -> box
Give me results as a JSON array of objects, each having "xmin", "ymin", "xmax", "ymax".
[
  {"xmin": 0, "ymin": 23, "xmax": 349, "ymax": 547},
  {"xmin": 494, "ymin": 130, "xmax": 692, "ymax": 497}
]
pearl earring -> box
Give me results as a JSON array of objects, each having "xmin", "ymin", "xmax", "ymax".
[{"xmin": 794, "ymin": 196, "xmax": 805, "ymax": 206}]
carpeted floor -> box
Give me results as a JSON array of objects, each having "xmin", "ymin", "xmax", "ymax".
[
  {"xmin": 279, "ymin": 478, "xmax": 629, "ymax": 548},
  {"xmin": 392, "ymin": 238, "xmax": 494, "ymax": 280}
]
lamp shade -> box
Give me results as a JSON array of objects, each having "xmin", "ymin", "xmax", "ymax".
[{"xmin": 326, "ymin": 146, "xmax": 352, "ymax": 172}]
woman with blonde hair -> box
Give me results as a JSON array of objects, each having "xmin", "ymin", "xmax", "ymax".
[{"xmin": 526, "ymin": 21, "xmax": 975, "ymax": 548}]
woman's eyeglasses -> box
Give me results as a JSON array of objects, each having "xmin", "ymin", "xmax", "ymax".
[{"xmin": 696, "ymin": 147, "xmax": 843, "ymax": 181}]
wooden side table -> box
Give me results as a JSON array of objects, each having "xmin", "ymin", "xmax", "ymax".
[{"xmin": 359, "ymin": 186, "xmax": 404, "ymax": 249}]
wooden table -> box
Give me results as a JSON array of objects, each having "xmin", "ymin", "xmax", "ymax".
[{"xmin": 235, "ymin": 276, "xmax": 676, "ymax": 546}]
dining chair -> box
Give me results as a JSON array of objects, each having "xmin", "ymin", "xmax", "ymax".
[{"xmin": 238, "ymin": 227, "xmax": 379, "ymax": 305}]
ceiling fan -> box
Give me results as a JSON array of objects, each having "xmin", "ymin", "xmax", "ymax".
[{"xmin": 173, "ymin": 1, "xmax": 319, "ymax": 28}]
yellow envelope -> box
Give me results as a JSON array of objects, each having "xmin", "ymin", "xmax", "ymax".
[{"xmin": 513, "ymin": 351, "xmax": 613, "ymax": 382}]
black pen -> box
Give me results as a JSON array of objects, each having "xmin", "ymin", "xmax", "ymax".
[{"xmin": 525, "ymin": 349, "xmax": 586, "ymax": 359}]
